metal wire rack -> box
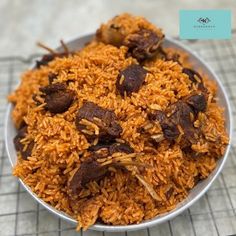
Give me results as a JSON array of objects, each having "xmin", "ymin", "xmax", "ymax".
[{"xmin": 0, "ymin": 32, "xmax": 236, "ymax": 236}]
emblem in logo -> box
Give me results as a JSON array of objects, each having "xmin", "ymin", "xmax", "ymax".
[{"xmin": 197, "ymin": 17, "xmax": 211, "ymax": 25}]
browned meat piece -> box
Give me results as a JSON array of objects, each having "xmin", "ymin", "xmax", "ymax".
[
  {"xmin": 182, "ymin": 68, "xmax": 207, "ymax": 92},
  {"xmin": 96, "ymin": 14, "xmax": 164, "ymax": 54},
  {"xmin": 36, "ymin": 54, "xmax": 55, "ymax": 68},
  {"xmin": 124, "ymin": 29, "xmax": 164, "ymax": 61},
  {"xmin": 182, "ymin": 146, "xmax": 202, "ymax": 158},
  {"xmin": 13, "ymin": 126, "xmax": 34, "ymax": 160},
  {"xmin": 89, "ymin": 142, "xmax": 134, "ymax": 155},
  {"xmin": 148, "ymin": 110, "xmax": 166, "ymax": 123},
  {"xmin": 75, "ymin": 102, "xmax": 122, "ymax": 140},
  {"xmin": 35, "ymin": 52, "xmax": 68, "ymax": 69},
  {"xmin": 158, "ymin": 47, "xmax": 181, "ymax": 64},
  {"xmin": 186, "ymin": 94, "xmax": 207, "ymax": 113},
  {"xmin": 21, "ymin": 141, "xmax": 34, "ymax": 160},
  {"xmin": 168, "ymin": 101, "xmax": 194, "ymax": 127},
  {"xmin": 96, "ymin": 22, "xmax": 125, "ymax": 47},
  {"xmin": 182, "ymin": 68, "xmax": 202, "ymax": 84},
  {"xmin": 109, "ymin": 142, "xmax": 134, "ymax": 154},
  {"xmin": 161, "ymin": 122, "xmax": 180, "ymax": 141},
  {"xmin": 14, "ymin": 126, "xmax": 27, "ymax": 151},
  {"xmin": 149, "ymin": 110, "xmax": 180, "ymax": 141},
  {"xmin": 40, "ymin": 83, "xmax": 74, "ymax": 113},
  {"xmin": 116, "ymin": 64, "xmax": 147, "ymax": 96},
  {"xmin": 88, "ymin": 143, "xmax": 111, "ymax": 153},
  {"xmin": 168, "ymin": 101, "xmax": 197, "ymax": 147},
  {"xmin": 70, "ymin": 142, "xmax": 134, "ymax": 194},
  {"xmin": 40, "ymin": 82, "xmax": 66, "ymax": 94},
  {"xmin": 69, "ymin": 157, "xmax": 108, "ymax": 194},
  {"xmin": 48, "ymin": 72, "xmax": 58, "ymax": 84},
  {"xmin": 164, "ymin": 52, "xmax": 180, "ymax": 63},
  {"xmin": 149, "ymin": 100, "xmax": 203, "ymax": 147},
  {"xmin": 165, "ymin": 187, "xmax": 174, "ymax": 200},
  {"xmin": 148, "ymin": 47, "xmax": 181, "ymax": 64}
]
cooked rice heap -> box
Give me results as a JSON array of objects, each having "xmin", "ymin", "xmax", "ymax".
[{"xmin": 9, "ymin": 13, "xmax": 229, "ymax": 230}]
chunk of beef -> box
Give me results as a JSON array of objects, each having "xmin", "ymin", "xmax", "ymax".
[
  {"xmin": 96, "ymin": 14, "xmax": 164, "ymax": 53},
  {"xmin": 165, "ymin": 52, "xmax": 180, "ymax": 63},
  {"xmin": 89, "ymin": 142, "xmax": 133, "ymax": 155},
  {"xmin": 182, "ymin": 68, "xmax": 202, "ymax": 84},
  {"xmin": 116, "ymin": 64, "xmax": 147, "ymax": 96},
  {"xmin": 21, "ymin": 141, "xmax": 35, "ymax": 160},
  {"xmin": 149, "ymin": 110, "xmax": 179, "ymax": 141},
  {"xmin": 148, "ymin": 110, "xmax": 166, "ymax": 123},
  {"xmin": 40, "ymin": 83, "xmax": 74, "ymax": 113},
  {"xmin": 36, "ymin": 54, "xmax": 55, "ymax": 68},
  {"xmin": 13, "ymin": 126, "xmax": 34, "ymax": 160},
  {"xmin": 161, "ymin": 122, "xmax": 180, "ymax": 141},
  {"xmin": 96, "ymin": 22, "xmax": 125, "ymax": 47},
  {"xmin": 69, "ymin": 156, "xmax": 108, "ymax": 194},
  {"xmin": 157, "ymin": 47, "xmax": 181, "ymax": 64},
  {"xmin": 48, "ymin": 73, "xmax": 58, "ymax": 84},
  {"xmin": 109, "ymin": 142, "xmax": 134, "ymax": 154},
  {"xmin": 35, "ymin": 52, "xmax": 68, "ymax": 69},
  {"xmin": 165, "ymin": 187, "xmax": 174, "ymax": 200},
  {"xmin": 182, "ymin": 146, "xmax": 202, "ymax": 158},
  {"xmin": 75, "ymin": 102, "xmax": 122, "ymax": 140},
  {"xmin": 70, "ymin": 141, "xmax": 134, "ymax": 194},
  {"xmin": 186, "ymin": 94, "xmax": 207, "ymax": 113},
  {"xmin": 40, "ymin": 82, "xmax": 66, "ymax": 94},
  {"xmin": 182, "ymin": 68, "xmax": 206, "ymax": 92},
  {"xmin": 168, "ymin": 101, "xmax": 199, "ymax": 147},
  {"xmin": 124, "ymin": 29, "xmax": 164, "ymax": 61},
  {"xmin": 149, "ymin": 100, "xmax": 201, "ymax": 146},
  {"xmin": 168, "ymin": 101, "xmax": 194, "ymax": 127},
  {"xmin": 13, "ymin": 126, "xmax": 27, "ymax": 152},
  {"xmin": 88, "ymin": 143, "xmax": 111, "ymax": 153}
]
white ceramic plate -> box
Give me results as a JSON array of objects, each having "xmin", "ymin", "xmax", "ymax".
[{"xmin": 4, "ymin": 35, "xmax": 233, "ymax": 232}]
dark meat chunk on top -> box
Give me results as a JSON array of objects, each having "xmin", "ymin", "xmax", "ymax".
[
  {"xmin": 182, "ymin": 68, "xmax": 202, "ymax": 84},
  {"xmin": 35, "ymin": 52, "xmax": 68, "ymax": 69},
  {"xmin": 70, "ymin": 141, "xmax": 134, "ymax": 194},
  {"xmin": 89, "ymin": 142, "xmax": 134, "ymax": 155},
  {"xmin": 149, "ymin": 99, "xmax": 203, "ymax": 147},
  {"xmin": 116, "ymin": 64, "xmax": 147, "ymax": 96},
  {"xmin": 14, "ymin": 126, "xmax": 27, "ymax": 152},
  {"xmin": 186, "ymin": 94, "xmax": 207, "ymax": 113},
  {"xmin": 182, "ymin": 68, "xmax": 207, "ymax": 92},
  {"xmin": 75, "ymin": 102, "xmax": 122, "ymax": 140},
  {"xmin": 13, "ymin": 126, "xmax": 34, "ymax": 160},
  {"xmin": 148, "ymin": 110, "xmax": 166, "ymax": 123},
  {"xmin": 124, "ymin": 29, "xmax": 164, "ymax": 61},
  {"xmin": 161, "ymin": 122, "xmax": 180, "ymax": 141},
  {"xmin": 36, "ymin": 54, "xmax": 55, "ymax": 69},
  {"xmin": 168, "ymin": 101, "xmax": 194, "ymax": 127},
  {"xmin": 40, "ymin": 83, "xmax": 66, "ymax": 94},
  {"xmin": 69, "ymin": 157, "xmax": 108, "ymax": 194},
  {"xmin": 40, "ymin": 83, "xmax": 74, "ymax": 114},
  {"xmin": 164, "ymin": 51, "xmax": 180, "ymax": 63},
  {"xmin": 109, "ymin": 142, "xmax": 134, "ymax": 154},
  {"xmin": 48, "ymin": 73, "xmax": 58, "ymax": 84},
  {"xmin": 168, "ymin": 101, "xmax": 199, "ymax": 147},
  {"xmin": 149, "ymin": 110, "xmax": 180, "ymax": 141}
]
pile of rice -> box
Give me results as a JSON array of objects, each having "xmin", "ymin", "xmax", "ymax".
[{"xmin": 8, "ymin": 13, "xmax": 229, "ymax": 230}]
